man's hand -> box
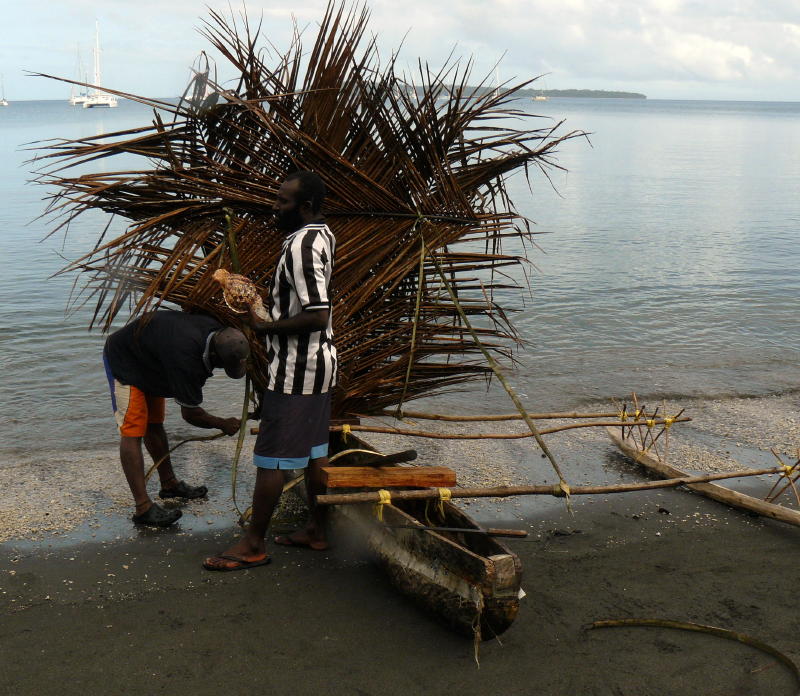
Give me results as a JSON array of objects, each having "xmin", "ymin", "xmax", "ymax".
[
  {"xmin": 218, "ymin": 417, "xmax": 241, "ymax": 436},
  {"xmin": 249, "ymin": 299, "xmax": 273, "ymax": 333},
  {"xmin": 181, "ymin": 406, "xmax": 242, "ymax": 434}
]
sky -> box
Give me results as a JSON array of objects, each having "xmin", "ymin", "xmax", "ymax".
[{"xmin": 3, "ymin": 0, "xmax": 800, "ymax": 102}]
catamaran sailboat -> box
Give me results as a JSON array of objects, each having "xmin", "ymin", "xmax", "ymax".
[{"xmin": 83, "ymin": 21, "xmax": 117, "ymax": 108}]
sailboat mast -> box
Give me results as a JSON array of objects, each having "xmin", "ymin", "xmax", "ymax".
[{"xmin": 93, "ymin": 20, "xmax": 101, "ymax": 96}]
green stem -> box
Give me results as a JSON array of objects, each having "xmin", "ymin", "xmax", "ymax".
[
  {"xmin": 230, "ymin": 375, "xmax": 251, "ymax": 518},
  {"xmin": 423, "ymin": 236, "xmax": 571, "ymax": 500},
  {"xmin": 223, "ymin": 207, "xmax": 241, "ymax": 273},
  {"xmin": 395, "ymin": 235, "xmax": 427, "ymax": 418}
]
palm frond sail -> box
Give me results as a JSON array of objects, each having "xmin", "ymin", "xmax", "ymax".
[{"xmin": 33, "ymin": 2, "xmax": 582, "ymax": 419}]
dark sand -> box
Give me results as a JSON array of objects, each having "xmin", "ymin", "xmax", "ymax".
[
  {"xmin": 2, "ymin": 395, "xmax": 799, "ymax": 695},
  {"xmin": 3, "ymin": 489, "xmax": 799, "ymax": 695}
]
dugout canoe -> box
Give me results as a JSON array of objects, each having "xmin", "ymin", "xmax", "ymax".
[
  {"xmin": 328, "ymin": 431, "xmax": 523, "ymax": 639},
  {"xmin": 607, "ymin": 426, "xmax": 800, "ymax": 527}
]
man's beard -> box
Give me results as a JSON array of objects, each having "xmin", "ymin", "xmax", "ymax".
[{"xmin": 275, "ymin": 206, "xmax": 305, "ymax": 233}]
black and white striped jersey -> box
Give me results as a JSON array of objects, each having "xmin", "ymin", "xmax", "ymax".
[{"xmin": 264, "ymin": 222, "xmax": 337, "ymax": 394}]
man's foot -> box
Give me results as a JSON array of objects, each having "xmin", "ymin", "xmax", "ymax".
[
  {"xmin": 158, "ymin": 480, "xmax": 208, "ymax": 500},
  {"xmin": 132, "ymin": 502, "xmax": 182, "ymax": 528},
  {"xmin": 274, "ymin": 530, "xmax": 328, "ymax": 551},
  {"xmin": 202, "ymin": 553, "xmax": 271, "ymax": 572}
]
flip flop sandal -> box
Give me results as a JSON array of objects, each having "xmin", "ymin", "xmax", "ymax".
[
  {"xmin": 202, "ymin": 554, "xmax": 272, "ymax": 572},
  {"xmin": 132, "ymin": 503, "xmax": 182, "ymax": 527},
  {"xmin": 159, "ymin": 480, "xmax": 208, "ymax": 500}
]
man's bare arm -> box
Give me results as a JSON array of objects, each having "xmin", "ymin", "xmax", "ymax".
[
  {"xmin": 249, "ymin": 305, "xmax": 329, "ymax": 336},
  {"xmin": 180, "ymin": 406, "xmax": 240, "ymax": 435}
]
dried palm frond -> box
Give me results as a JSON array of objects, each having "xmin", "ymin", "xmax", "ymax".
[{"xmin": 32, "ymin": 2, "xmax": 583, "ymax": 419}]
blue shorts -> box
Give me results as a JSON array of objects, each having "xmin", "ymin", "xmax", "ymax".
[{"xmin": 253, "ymin": 390, "xmax": 331, "ymax": 470}]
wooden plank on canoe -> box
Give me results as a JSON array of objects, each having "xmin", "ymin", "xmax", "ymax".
[
  {"xmin": 321, "ymin": 465, "xmax": 456, "ymax": 489},
  {"xmin": 607, "ymin": 426, "xmax": 800, "ymax": 528}
]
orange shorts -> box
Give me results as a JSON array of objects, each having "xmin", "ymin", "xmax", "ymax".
[
  {"xmin": 104, "ymin": 354, "xmax": 165, "ymax": 437},
  {"xmin": 111, "ymin": 382, "xmax": 166, "ymax": 437}
]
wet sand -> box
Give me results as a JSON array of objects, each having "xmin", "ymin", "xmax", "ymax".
[{"xmin": 2, "ymin": 393, "xmax": 799, "ymax": 695}]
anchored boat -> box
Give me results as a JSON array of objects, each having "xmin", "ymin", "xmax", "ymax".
[{"xmin": 83, "ymin": 21, "xmax": 117, "ymax": 108}]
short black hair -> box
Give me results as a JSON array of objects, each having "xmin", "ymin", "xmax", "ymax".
[{"xmin": 285, "ymin": 170, "xmax": 327, "ymax": 213}]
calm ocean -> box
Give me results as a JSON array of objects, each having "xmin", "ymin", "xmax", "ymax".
[{"xmin": 1, "ymin": 97, "xmax": 798, "ymax": 456}]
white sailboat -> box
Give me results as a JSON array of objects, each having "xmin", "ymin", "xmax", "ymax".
[
  {"xmin": 69, "ymin": 47, "xmax": 90, "ymax": 106},
  {"xmin": 83, "ymin": 21, "xmax": 117, "ymax": 108},
  {"xmin": 1, "ymin": 75, "xmax": 9, "ymax": 107}
]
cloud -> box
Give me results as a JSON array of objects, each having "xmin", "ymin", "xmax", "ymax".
[{"xmin": 6, "ymin": 0, "xmax": 800, "ymax": 100}]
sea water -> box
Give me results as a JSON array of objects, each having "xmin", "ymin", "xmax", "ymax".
[{"xmin": 1, "ymin": 97, "xmax": 798, "ymax": 457}]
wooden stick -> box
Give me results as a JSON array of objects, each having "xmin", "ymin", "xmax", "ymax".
[
  {"xmin": 608, "ymin": 427, "xmax": 800, "ymax": 528},
  {"xmin": 383, "ymin": 410, "xmax": 626, "ymax": 422},
  {"xmin": 317, "ymin": 465, "xmax": 787, "ymax": 506},
  {"xmin": 323, "ymin": 417, "xmax": 691, "ymax": 440},
  {"xmin": 381, "ymin": 524, "xmax": 528, "ymax": 538}
]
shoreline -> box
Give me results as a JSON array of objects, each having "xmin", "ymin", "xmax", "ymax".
[{"xmin": 1, "ymin": 392, "xmax": 797, "ymax": 547}]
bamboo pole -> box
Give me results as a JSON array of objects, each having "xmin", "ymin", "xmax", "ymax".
[
  {"xmin": 325, "ymin": 417, "xmax": 691, "ymax": 440},
  {"xmin": 383, "ymin": 410, "xmax": 627, "ymax": 422},
  {"xmin": 317, "ymin": 465, "xmax": 790, "ymax": 506}
]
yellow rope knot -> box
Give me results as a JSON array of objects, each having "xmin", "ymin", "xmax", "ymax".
[
  {"xmin": 646, "ymin": 419, "xmax": 656, "ymax": 428},
  {"xmin": 342, "ymin": 423, "xmax": 351, "ymax": 442},
  {"xmin": 375, "ymin": 489, "xmax": 391, "ymax": 521},
  {"xmin": 664, "ymin": 417, "xmax": 674, "ymax": 429},
  {"xmin": 781, "ymin": 465, "xmax": 793, "ymax": 477},
  {"xmin": 437, "ymin": 488, "xmax": 452, "ymax": 518},
  {"xmin": 618, "ymin": 411, "xmax": 628, "ymax": 422},
  {"xmin": 552, "ymin": 481, "xmax": 571, "ymax": 497}
]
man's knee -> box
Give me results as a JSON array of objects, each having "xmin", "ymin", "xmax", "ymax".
[{"xmin": 145, "ymin": 422, "xmax": 166, "ymax": 436}]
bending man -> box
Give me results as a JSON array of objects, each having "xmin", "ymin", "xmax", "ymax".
[{"xmin": 104, "ymin": 310, "xmax": 249, "ymax": 527}]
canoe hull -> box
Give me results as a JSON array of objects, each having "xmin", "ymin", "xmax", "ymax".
[{"xmin": 330, "ymin": 434, "xmax": 522, "ymax": 638}]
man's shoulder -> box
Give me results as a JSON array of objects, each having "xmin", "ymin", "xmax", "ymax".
[
  {"xmin": 152, "ymin": 310, "xmax": 221, "ymax": 330},
  {"xmin": 146, "ymin": 312, "xmax": 221, "ymax": 353},
  {"xmin": 291, "ymin": 223, "xmax": 334, "ymax": 249}
]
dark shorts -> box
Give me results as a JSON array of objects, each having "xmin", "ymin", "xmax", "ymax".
[{"xmin": 253, "ymin": 390, "xmax": 331, "ymax": 470}]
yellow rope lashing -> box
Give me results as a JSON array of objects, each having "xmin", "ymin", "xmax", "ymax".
[
  {"xmin": 437, "ymin": 487, "xmax": 452, "ymax": 518},
  {"xmin": 664, "ymin": 417, "xmax": 675, "ymax": 428},
  {"xmin": 375, "ymin": 489, "xmax": 391, "ymax": 521},
  {"xmin": 342, "ymin": 423, "xmax": 351, "ymax": 442},
  {"xmin": 552, "ymin": 482, "xmax": 572, "ymax": 497},
  {"xmin": 646, "ymin": 419, "xmax": 656, "ymax": 428}
]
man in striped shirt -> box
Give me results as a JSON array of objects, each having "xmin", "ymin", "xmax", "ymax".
[{"xmin": 204, "ymin": 171, "xmax": 336, "ymax": 571}]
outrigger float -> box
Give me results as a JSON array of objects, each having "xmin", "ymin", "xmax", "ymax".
[{"xmin": 606, "ymin": 403, "xmax": 800, "ymax": 528}]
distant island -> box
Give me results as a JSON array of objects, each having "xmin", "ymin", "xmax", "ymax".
[
  {"xmin": 519, "ymin": 88, "xmax": 646, "ymax": 99},
  {"xmin": 429, "ymin": 86, "xmax": 647, "ymax": 100}
]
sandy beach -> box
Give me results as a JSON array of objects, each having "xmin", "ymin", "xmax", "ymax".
[{"xmin": 2, "ymin": 392, "xmax": 799, "ymax": 695}]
